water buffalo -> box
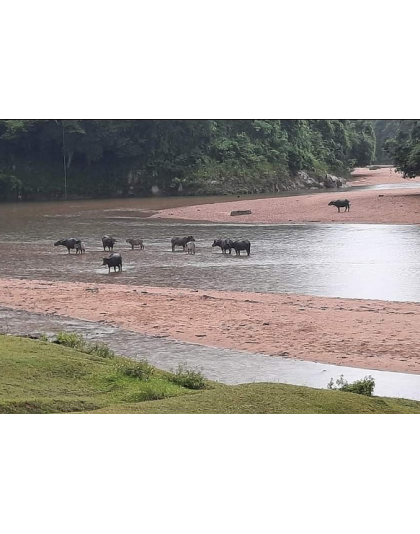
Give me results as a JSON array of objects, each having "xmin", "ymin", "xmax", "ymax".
[
  {"xmin": 171, "ymin": 236, "xmax": 195, "ymax": 252},
  {"xmin": 328, "ymin": 199, "xmax": 351, "ymax": 213},
  {"xmin": 102, "ymin": 235, "xmax": 117, "ymax": 251},
  {"xmin": 103, "ymin": 253, "xmax": 123, "ymax": 272},
  {"xmin": 232, "ymin": 240, "xmax": 251, "ymax": 256},
  {"xmin": 186, "ymin": 242, "xmax": 196, "ymax": 255},
  {"xmin": 126, "ymin": 238, "xmax": 144, "ymax": 250},
  {"xmin": 54, "ymin": 238, "xmax": 81, "ymax": 254},
  {"xmin": 75, "ymin": 242, "xmax": 86, "ymax": 255},
  {"xmin": 212, "ymin": 239, "xmax": 234, "ymax": 254}
]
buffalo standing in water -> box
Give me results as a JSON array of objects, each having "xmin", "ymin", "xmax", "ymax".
[
  {"xmin": 102, "ymin": 235, "xmax": 117, "ymax": 251},
  {"xmin": 328, "ymin": 199, "xmax": 351, "ymax": 213},
  {"xmin": 212, "ymin": 239, "xmax": 234, "ymax": 254},
  {"xmin": 171, "ymin": 236, "xmax": 195, "ymax": 252},
  {"xmin": 126, "ymin": 238, "xmax": 145, "ymax": 250},
  {"xmin": 54, "ymin": 238, "xmax": 81, "ymax": 254},
  {"xmin": 103, "ymin": 253, "xmax": 123, "ymax": 273},
  {"xmin": 232, "ymin": 240, "xmax": 251, "ymax": 256},
  {"xmin": 75, "ymin": 242, "xmax": 86, "ymax": 255}
]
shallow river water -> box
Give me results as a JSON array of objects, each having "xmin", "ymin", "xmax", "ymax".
[
  {"xmin": 2, "ymin": 195, "xmax": 420, "ymax": 302},
  {"xmin": 3, "ymin": 307, "xmax": 420, "ymax": 401}
]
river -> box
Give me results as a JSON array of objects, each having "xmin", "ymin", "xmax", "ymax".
[{"xmin": 1, "ymin": 193, "xmax": 420, "ymax": 302}]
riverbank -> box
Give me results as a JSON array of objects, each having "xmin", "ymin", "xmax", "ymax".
[
  {"xmin": 152, "ymin": 168, "xmax": 420, "ymax": 225},
  {"xmin": 3, "ymin": 335, "xmax": 419, "ymax": 414},
  {"xmin": 1, "ymin": 278, "xmax": 420, "ymax": 375}
]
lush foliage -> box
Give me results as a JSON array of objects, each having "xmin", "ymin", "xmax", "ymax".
[
  {"xmin": 372, "ymin": 119, "xmax": 414, "ymax": 167},
  {"xmin": 0, "ymin": 119, "xmax": 376, "ymax": 200},
  {"xmin": 328, "ymin": 375, "xmax": 376, "ymax": 397},
  {"xmin": 381, "ymin": 120, "xmax": 420, "ymax": 178}
]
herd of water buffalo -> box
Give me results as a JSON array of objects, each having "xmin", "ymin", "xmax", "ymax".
[
  {"xmin": 52, "ymin": 198, "xmax": 349, "ymax": 273},
  {"xmin": 54, "ymin": 235, "xmax": 252, "ymax": 273}
]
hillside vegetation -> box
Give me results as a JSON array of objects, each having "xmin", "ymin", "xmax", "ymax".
[
  {"xmin": 373, "ymin": 119, "xmax": 420, "ymax": 179},
  {"xmin": 1, "ymin": 335, "xmax": 419, "ymax": 414},
  {"xmin": 0, "ymin": 120, "xmax": 375, "ymax": 200}
]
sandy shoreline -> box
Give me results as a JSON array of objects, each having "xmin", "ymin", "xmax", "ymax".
[
  {"xmin": 1, "ymin": 278, "xmax": 420, "ymax": 375},
  {"xmin": 153, "ymin": 168, "xmax": 420, "ymax": 225}
]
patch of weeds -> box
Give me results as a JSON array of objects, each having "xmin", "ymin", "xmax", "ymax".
[
  {"xmin": 115, "ymin": 359, "xmax": 155, "ymax": 381},
  {"xmin": 328, "ymin": 375, "xmax": 376, "ymax": 397},
  {"xmin": 85, "ymin": 342, "xmax": 115, "ymax": 359},
  {"xmin": 55, "ymin": 332, "xmax": 86, "ymax": 351},
  {"xmin": 54, "ymin": 332, "xmax": 114, "ymax": 359},
  {"xmin": 170, "ymin": 364, "xmax": 208, "ymax": 390},
  {"xmin": 127, "ymin": 385, "xmax": 172, "ymax": 402}
]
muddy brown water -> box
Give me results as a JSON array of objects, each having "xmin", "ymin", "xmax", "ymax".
[{"xmin": 2, "ymin": 193, "xmax": 420, "ymax": 302}]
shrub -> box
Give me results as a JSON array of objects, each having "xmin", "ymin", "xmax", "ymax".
[
  {"xmin": 170, "ymin": 364, "xmax": 208, "ymax": 390},
  {"xmin": 115, "ymin": 359, "xmax": 155, "ymax": 381},
  {"xmin": 55, "ymin": 332, "xmax": 86, "ymax": 351},
  {"xmin": 85, "ymin": 342, "xmax": 115, "ymax": 359},
  {"xmin": 328, "ymin": 375, "xmax": 376, "ymax": 397},
  {"xmin": 54, "ymin": 332, "xmax": 115, "ymax": 359}
]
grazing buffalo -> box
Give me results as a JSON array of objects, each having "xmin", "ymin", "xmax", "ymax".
[
  {"xmin": 171, "ymin": 236, "xmax": 195, "ymax": 252},
  {"xmin": 212, "ymin": 239, "xmax": 234, "ymax": 254},
  {"xmin": 126, "ymin": 238, "xmax": 145, "ymax": 250},
  {"xmin": 102, "ymin": 235, "xmax": 117, "ymax": 251},
  {"xmin": 54, "ymin": 238, "xmax": 81, "ymax": 254},
  {"xmin": 186, "ymin": 242, "xmax": 196, "ymax": 255},
  {"xmin": 328, "ymin": 199, "xmax": 351, "ymax": 213},
  {"xmin": 103, "ymin": 253, "xmax": 123, "ymax": 272},
  {"xmin": 75, "ymin": 242, "xmax": 86, "ymax": 255},
  {"xmin": 232, "ymin": 240, "xmax": 251, "ymax": 256}
]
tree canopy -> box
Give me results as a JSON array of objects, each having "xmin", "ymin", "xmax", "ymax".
[
  {"xmin": 0, "ymin": 119, "xmax": 376, "ymax": 200},
  {"xmin": 377, "ymin": 120, "xmax": 420, "ymax": 178}
]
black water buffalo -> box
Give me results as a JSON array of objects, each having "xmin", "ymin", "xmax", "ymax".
[
  {"xmin": 212, "ymin": 239, "xmax": 234, "ymax": 254},
  {"xmin": 328, "ymin": 199, "xmax": 351, "ymax": 213},
  {"xmin": 126, "ymin": 238, "xmax": 144, "ymax": 250},
  {"xmin": 103, "ymin": 253, "xmax": 123, "ymax": 272},
  {"xmin": 171, "ymin": 236, "xmax": 195, "ymax": 252},
  {"xmin": 232, "ymin": 240, "xmax": 251, "ymax": 256},
  {"xmin": 54, "ymin": 238, "xmax": 81, "ymax": 254},
  {"xmin": 102, "ymin": 235, "xmax": 117, "ymax": 251}
]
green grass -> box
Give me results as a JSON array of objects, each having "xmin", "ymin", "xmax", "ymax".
[
  {"xmin": 0, "ymin": 335, "xmax": 190, "ymax": 414},
  {"xmin": 2, "ymin": 335, "xmax": 420, "ymax": 414},
  {"xmin": 89, "ymin": 383, "xmax": 420, "ymax": 414}
]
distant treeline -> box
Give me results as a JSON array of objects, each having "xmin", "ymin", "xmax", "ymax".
[{"xmin": 0, "ymin": 119, "xmax": 377, "ymax": 201}]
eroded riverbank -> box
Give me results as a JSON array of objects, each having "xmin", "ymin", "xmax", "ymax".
[{"xmin": 1, "ymin": 278, "xmax": 420, "ymax": 375}]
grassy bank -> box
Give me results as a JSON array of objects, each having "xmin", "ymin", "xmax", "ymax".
[{"xmin": 1, "ymin": 335, "xmax": 420, "ymax": 414}]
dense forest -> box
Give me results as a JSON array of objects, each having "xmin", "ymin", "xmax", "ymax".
[
  {"xmin": 0, "ymin": 119, "xmax": 377, "ymax": 201},
  {"xmin": 373, "ymin": 119, "xmax": 420, "ymax": 178}
]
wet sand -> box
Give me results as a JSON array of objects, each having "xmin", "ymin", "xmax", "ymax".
[
  {"xmin": 1, "ymin": 278, "xmax": 420, "ymax": 375},
  {"xmin": 153, "ymin": 168, "xmax": 420, "ymax": 225}
]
